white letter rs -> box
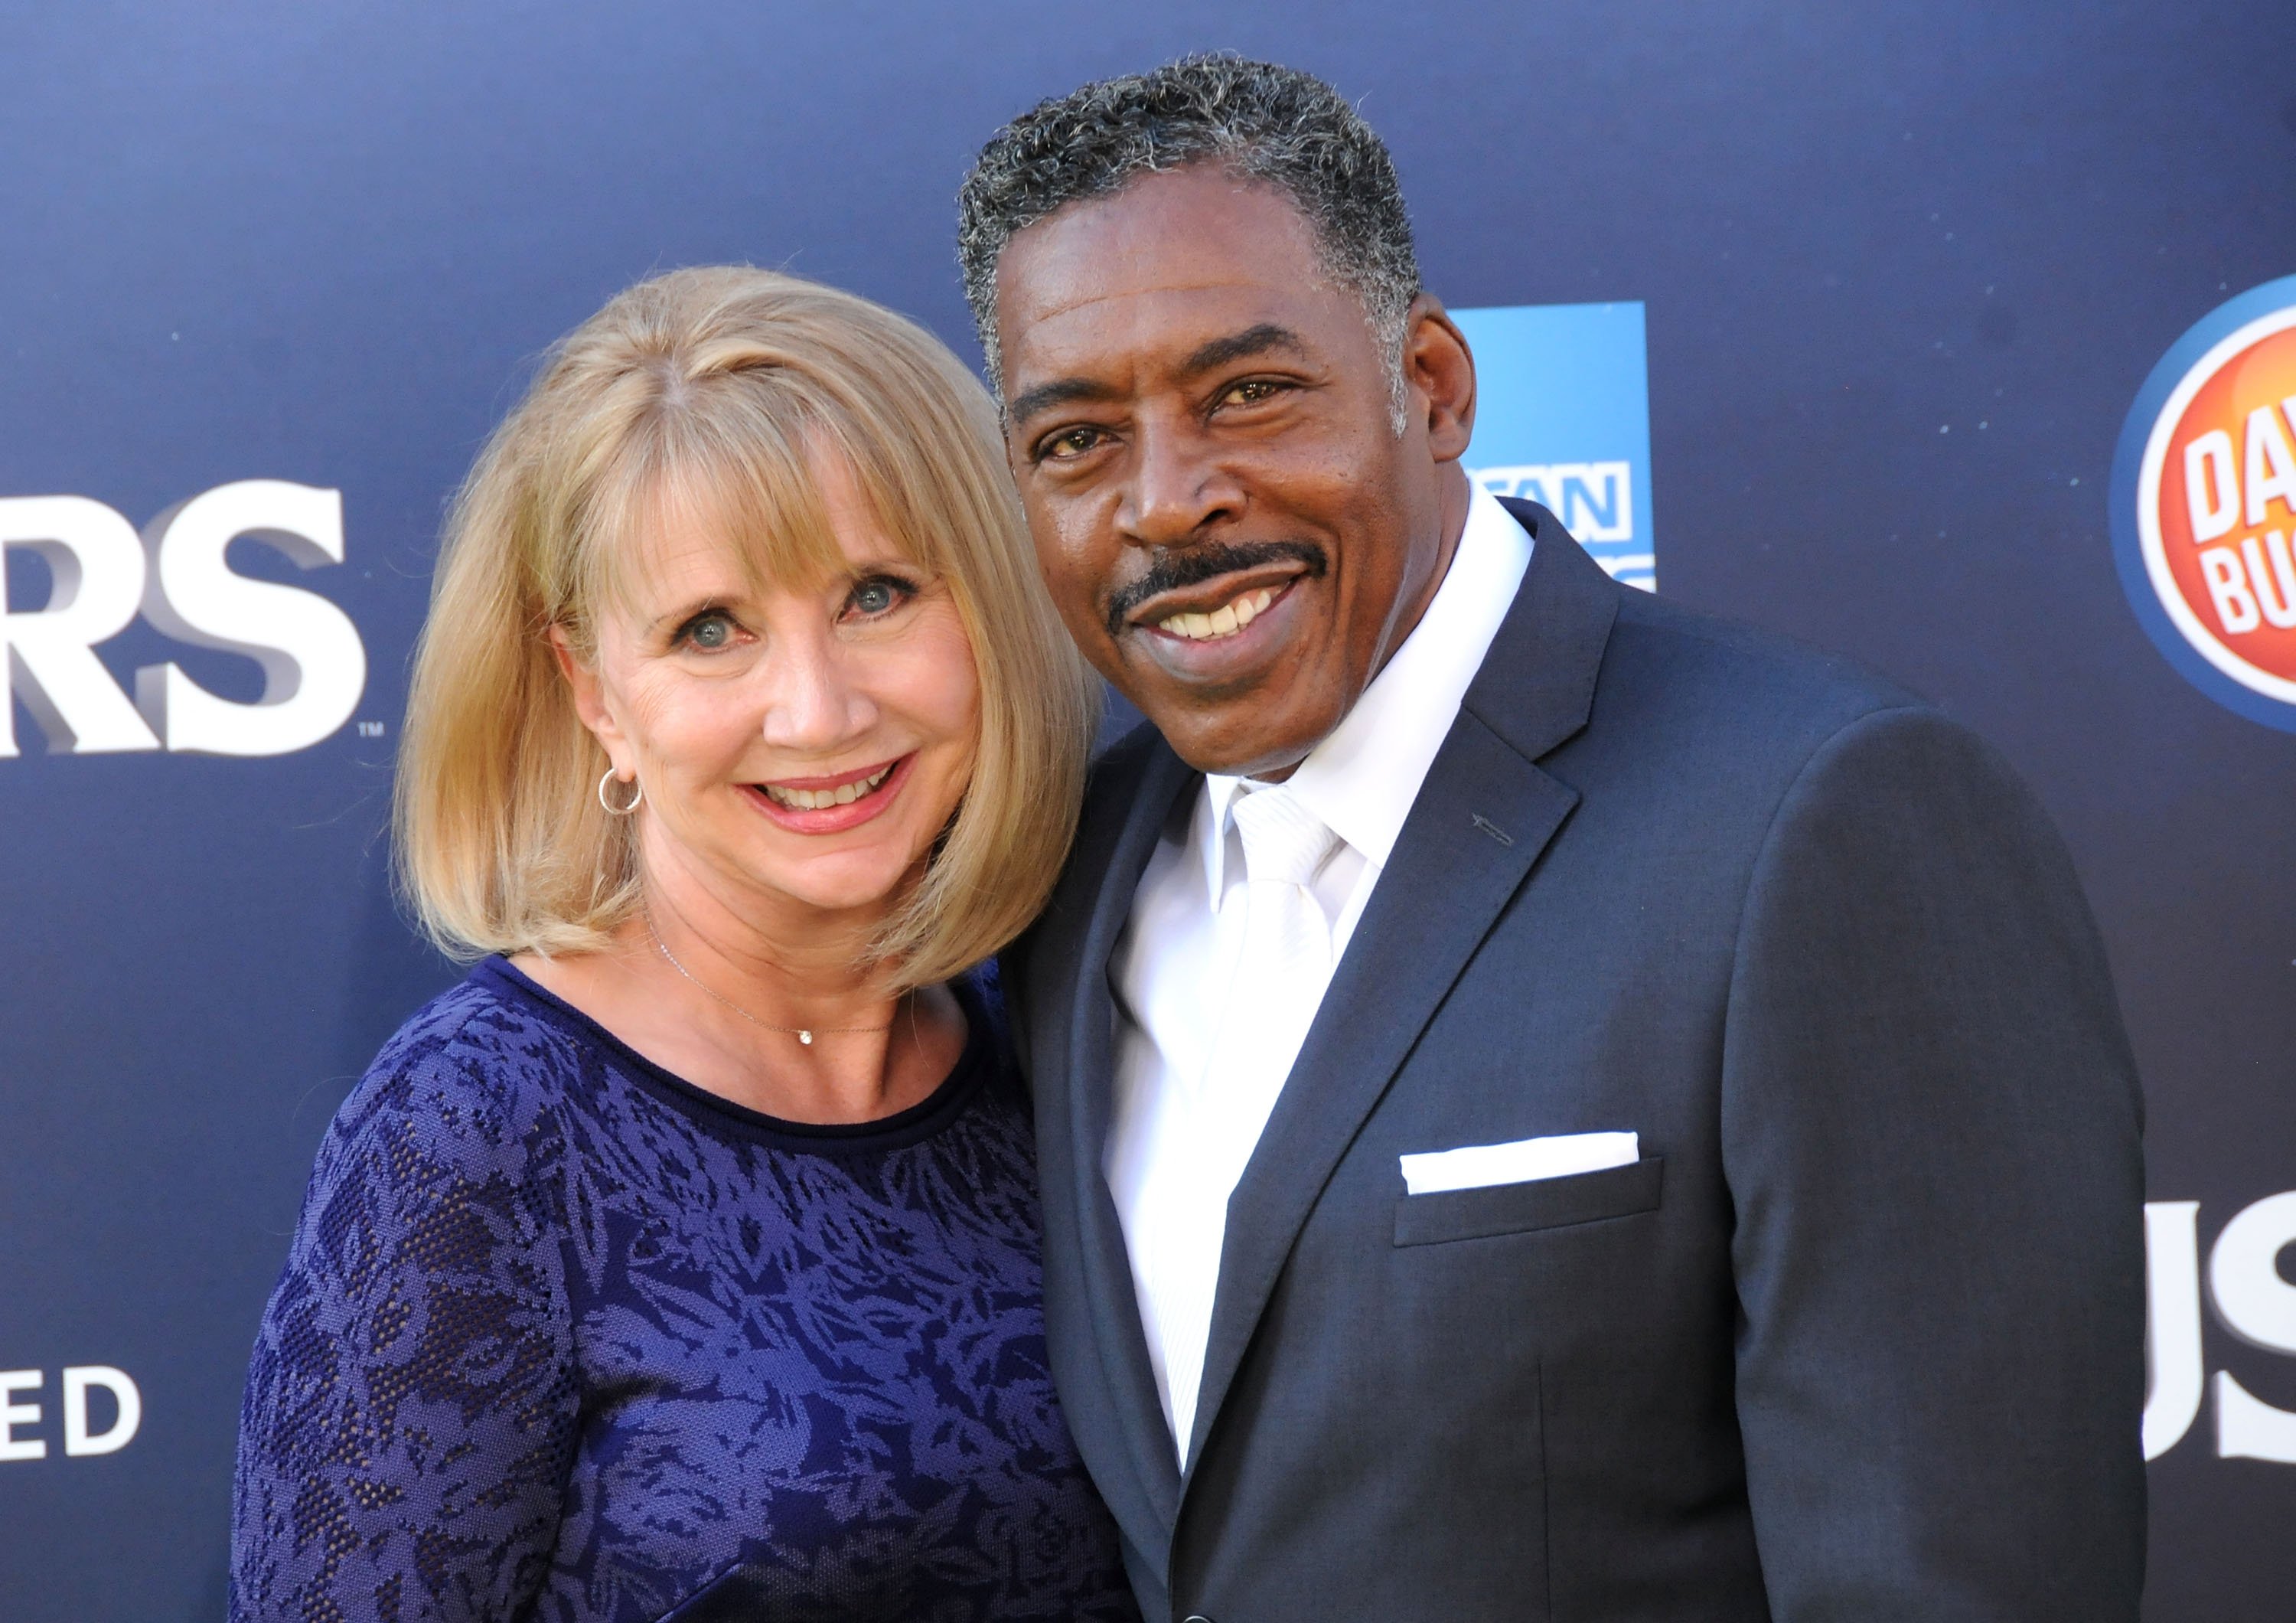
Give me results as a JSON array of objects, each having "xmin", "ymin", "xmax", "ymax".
[
  {"xmin": 135, "ymin": 480, "xmax": 367, "ymax": 756},
  {"xmin": 0, "ymin": 496, "xmax": 162, "ymax": 757}
]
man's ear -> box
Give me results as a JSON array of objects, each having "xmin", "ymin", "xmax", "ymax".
[
  {"xmin": 1404, "ymin": 294, "xmax": 1476, "ymax": 465},
  {"xmin": 547, "ymin": 623, "xmax": 629, "ymax": 768}
]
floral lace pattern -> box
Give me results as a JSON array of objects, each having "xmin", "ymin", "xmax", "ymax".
[{"xmin": 230, "ymin": 959, "xmax": 1137, "ymax": 1623}]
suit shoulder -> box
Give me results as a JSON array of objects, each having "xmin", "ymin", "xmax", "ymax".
[
  {"xmin": 1081, "ymin": 714, "xmax": 1170, "ymax": 821},
  {"xmin": 1594, "ymin": 585, "xmax": 1931, "ymax": 757},
  {"xmin": 1010, "ymin": 715, "xmax": 1182, "ymax": 1002},
  {"xmin": 1613, "ymin": 586, "xmax": 1916, "ymax": 707}
]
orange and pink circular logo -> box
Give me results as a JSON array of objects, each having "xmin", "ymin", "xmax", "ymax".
[{"xmin": 2116, "ymin": 277, "xmax": 2296, "ymax": 728}]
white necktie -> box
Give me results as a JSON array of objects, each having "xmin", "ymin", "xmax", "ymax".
[
  {"xmin": 1229, "ymin": 784, "xmax": 1344, "ymax": 982},
  {"xmin": 1155, "ymin": 783, "xmax": 1342, "ymax": 1459}
]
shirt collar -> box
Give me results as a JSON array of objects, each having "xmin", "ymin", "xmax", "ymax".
[{"xmin": 1197, "ymin": 480, "xmax": 1534, "ymax": 906}]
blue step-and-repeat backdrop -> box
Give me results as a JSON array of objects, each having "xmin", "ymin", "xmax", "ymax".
[{"xmin": 2, "ymin": 4, "xmax": 2291, "ymax": 1617}]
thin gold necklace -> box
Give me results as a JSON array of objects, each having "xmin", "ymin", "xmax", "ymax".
[{"xmin": 643, "ymin": 907, "xmax": 894, "ymax": 1047}]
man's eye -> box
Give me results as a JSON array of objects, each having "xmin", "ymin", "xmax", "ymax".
[
  {"xmin": 1220, "ymin": 378, "xmax": 1283, "ymax": 408},
  {"xmin": 1039, "ymin": 426, "xmax": 1106, "ymax": 462}
]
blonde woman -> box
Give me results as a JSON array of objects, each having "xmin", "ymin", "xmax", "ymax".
[{"xmin": 228, "ymin": 268, "xmax": 1137, "ymax": 1621}]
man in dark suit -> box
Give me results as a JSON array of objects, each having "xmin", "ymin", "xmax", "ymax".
[{"xmin": 957, "ymin": 56, "xmax": 2145, "ymax": 1621}]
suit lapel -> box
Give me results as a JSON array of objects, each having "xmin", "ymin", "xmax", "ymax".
[
  {"xmin": 1183, "ymin": 507, "xmax": 1623, "ymax": 1473},
  {"xmin": 1059, "ymin": 737, "xmax": 1199, "ymax": 1527}
]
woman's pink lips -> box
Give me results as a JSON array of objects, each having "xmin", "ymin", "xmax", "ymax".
[
  {"xmin": 744, "ymin": 753, "xmax": 914, "ymax": 834},
  {"xmin": 765, "ymin": 756, "xmax": 903, "ymax": 793}
]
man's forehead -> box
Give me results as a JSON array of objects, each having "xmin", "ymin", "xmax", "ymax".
[
  {"xmin": 993, "ymin": 168, "xmax": 1341, "ymax": 380},
  {"xmin": 1005, "ymin": 281, "xmax": 1306, "ymax": 376}
]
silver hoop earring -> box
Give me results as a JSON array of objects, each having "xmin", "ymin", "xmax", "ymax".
[{"xmin": 598, "ymin": 769, "xmax": 644, "ymax": 815}]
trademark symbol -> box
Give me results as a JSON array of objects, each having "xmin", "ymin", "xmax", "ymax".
[{"xmin": 356, "ymin": 720, "xmax": 386, "ymax": 738}]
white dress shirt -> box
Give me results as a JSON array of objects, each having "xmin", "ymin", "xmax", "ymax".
[{"xmin": 1104, "ymin": 481, "xmax": 1534, "ymax": 1461}]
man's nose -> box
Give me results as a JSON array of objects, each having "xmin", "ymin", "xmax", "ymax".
[
  {"xmin": 758, "ymin": 632, "xmax": 874, "ymax": 752},
  {"xmin": 1116, "ymin": 416, "xmax": 1240, "ymax": 548}
]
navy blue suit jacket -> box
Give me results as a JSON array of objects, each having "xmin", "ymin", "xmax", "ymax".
[{"xmin": 1006, "ymin": 501, "xmax": 2146, "ymax": 1621}]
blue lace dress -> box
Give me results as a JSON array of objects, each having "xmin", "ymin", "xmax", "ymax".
[{"xmin": 229, "ymin": 958, "xmax": 1139, "ymax": 1623}]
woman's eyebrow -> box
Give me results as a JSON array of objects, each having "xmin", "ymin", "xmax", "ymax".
[{"xmin": 647, "ymin": 596, "xmax": 726, "ymax": 632}]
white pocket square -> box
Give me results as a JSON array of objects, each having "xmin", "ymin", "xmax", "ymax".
[{"xmin": 1399, "ymin": 1131, "xmax": 1639, "ymax": 1195}]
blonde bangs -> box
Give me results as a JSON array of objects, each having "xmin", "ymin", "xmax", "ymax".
[
  {"xmin": 394, "ymin": 265, "xmax": 1097, "ymax": 990},
  {"xmin": 579, "ymin": 423, "xmax": 853, "ymax": 645}
]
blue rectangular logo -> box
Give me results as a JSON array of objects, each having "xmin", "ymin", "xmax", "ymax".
[{"xmin": 1453, "ymin": 302, "xmax": 1655, "ymax": 592}]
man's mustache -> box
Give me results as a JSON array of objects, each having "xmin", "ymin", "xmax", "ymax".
[{"xmin": 1102, "ymin": 540, "xmax": 1329, "ymax": 635}]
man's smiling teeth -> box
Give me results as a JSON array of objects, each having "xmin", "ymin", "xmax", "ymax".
[
  {"xmin": 1157, "ymin": 586, "xmax": 1277, "ymax": 641},
  {"xmin": 763, "ymin": 763, "xmax": 894, "ymax": 811}
]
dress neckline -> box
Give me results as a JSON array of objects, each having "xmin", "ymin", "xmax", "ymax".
[{"xmin": 474, "ymin": 955, "xmax": 999, "ymax": 1155}]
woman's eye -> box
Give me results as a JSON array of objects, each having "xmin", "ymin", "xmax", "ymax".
[
  {"xmin": 846, "ymin": 576, "xmax": 913, "ymax": 618},
  {"xmin": 683, "ymin": 612, "xmax": 736, "ymax": 650}
]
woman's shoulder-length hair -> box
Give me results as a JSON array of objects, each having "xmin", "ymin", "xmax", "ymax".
[{"xmin": 395, "ymin": 264, "xmax": 1098, "ymax": 991}]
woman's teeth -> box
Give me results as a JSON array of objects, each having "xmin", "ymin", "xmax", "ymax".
[
  {"xmin": 1158, "ymin": 586, "xmax": 1277, "ymax": 642},
  {"xmin": 763, "ymin": 762, "xmax": 895, "ymax": 811}
]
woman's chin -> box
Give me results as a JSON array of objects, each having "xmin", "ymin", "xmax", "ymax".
[{"xmin": 742, "ymin": 849, "xmax": 924, "ymax": 921}]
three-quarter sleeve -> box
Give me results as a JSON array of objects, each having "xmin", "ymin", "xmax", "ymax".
[{"xmin": 230, "ymin": 1037, "xmax": 579, "ymax": 1623}]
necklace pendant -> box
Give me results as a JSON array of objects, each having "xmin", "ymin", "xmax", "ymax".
[{"xmin": 798, "ymin": 1030, "xmax": 814, "ymax": 1045}]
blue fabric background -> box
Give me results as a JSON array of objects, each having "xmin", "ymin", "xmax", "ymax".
[{"xmin": 1, "ymin": 4, "xmax": 2290, "ymax": 1616}]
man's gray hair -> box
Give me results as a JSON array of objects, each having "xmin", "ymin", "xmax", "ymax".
[{"xmin": 956, "ymin": 55, "xmax": 1423, "ymax": 426}]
